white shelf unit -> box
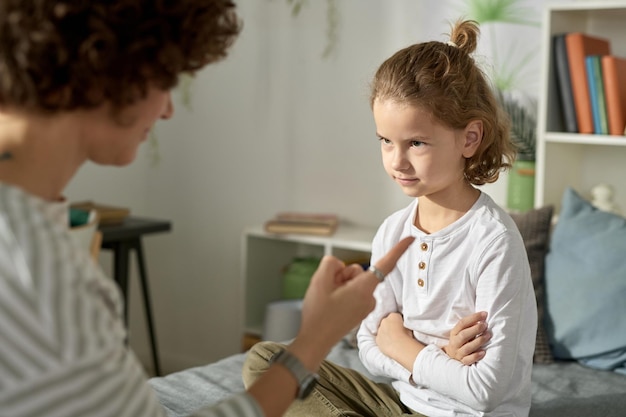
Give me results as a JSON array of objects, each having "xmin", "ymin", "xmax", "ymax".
[
  {"xmin": 535, "ymin": 2, "xmax": 626, "ymax": 212},
  {"xmin": 240, "ymin": 224, "xmax": 377, "ymax": 338}
]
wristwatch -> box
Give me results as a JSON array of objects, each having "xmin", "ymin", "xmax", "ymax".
[{"xmin": 270, "ymin": 348, "xmax": 319, "ymax": 399}]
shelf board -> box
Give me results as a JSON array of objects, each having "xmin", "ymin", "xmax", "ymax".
[
  {"xmin": 548, "ymin": 1, "xmax": 626, "ymax": 12},
  {"xmin": 243, "ymin": 326, "xmax": 263, "ymax": 337},
  {"xmin": 245, "ymin": 224, "xmax": 376, "ymax": 252},
  {"xmin": 545, "ymin": 132, "xmax": 626, "ymax": 146}
]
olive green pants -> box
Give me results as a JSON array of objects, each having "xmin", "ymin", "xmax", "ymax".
[{"xmin": 242, "ymin": 341, "xmax": 426, "ymax": 417}]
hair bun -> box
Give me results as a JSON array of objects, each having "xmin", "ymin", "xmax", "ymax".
[{"xmin": 448, "ymin": 19, "xmax": 480, "ymax": 55}]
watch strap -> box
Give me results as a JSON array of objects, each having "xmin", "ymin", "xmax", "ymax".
[{"xmin": 270, "ymin": 348, "xmax": 319, "ymax": 399}]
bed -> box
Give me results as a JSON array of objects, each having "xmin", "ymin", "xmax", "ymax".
[{"xmin": 149, "ymin": 340, "xmax": 626, "ymax": 417}]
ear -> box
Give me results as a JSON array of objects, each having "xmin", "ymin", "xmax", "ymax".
[{"xmin": 462, "ymin": 120, "xmax": 483, "ymax": 158}]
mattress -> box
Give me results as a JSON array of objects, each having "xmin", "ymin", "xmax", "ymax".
[{"xmin": 149, "ymin": 342, "xmax": 626, "ymax": 417}]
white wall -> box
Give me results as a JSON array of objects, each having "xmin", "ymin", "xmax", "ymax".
[{"xmin": 65, "ymin": 0, "xmax": 545, "ymax": 374}]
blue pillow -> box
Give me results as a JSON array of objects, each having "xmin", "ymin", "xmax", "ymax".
[{"xmin": 544, "ymin": 187, "xmax": 626, "ymax": 373}]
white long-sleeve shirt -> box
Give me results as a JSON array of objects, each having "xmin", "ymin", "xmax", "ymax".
[
  {"xmin": 0, "ymin": 183, "xmax": 262, "ymax": 417},
  {"xmin": 358, "ymin": 192, "xmax": 537, "ymax": 417}
]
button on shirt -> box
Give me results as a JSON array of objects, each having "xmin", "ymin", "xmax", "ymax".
[{"xmin": 357, "ymin": 192, "xmax": 537, "ymax": 417}]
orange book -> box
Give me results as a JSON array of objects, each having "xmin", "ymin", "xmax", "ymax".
[
  {"xmin": 601, "ymin": 55, "xmax": 626, "ymax": 136},
  {"xmin": 565, "ymin": 33, "xmax": 610, "ymax": 134}
]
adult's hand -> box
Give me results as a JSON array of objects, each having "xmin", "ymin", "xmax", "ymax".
[
  {"xmin": 290, "ymin": 236, "xmax": 415, "ymax": 371},
  {"xmin": 442, "ymin": 311, "xmax": 491, "ymax": 365}
]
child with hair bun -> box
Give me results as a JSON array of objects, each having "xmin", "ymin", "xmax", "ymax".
[{"xmin": 244, "ymin": 19, "xmax": 537, "ymax": 417}]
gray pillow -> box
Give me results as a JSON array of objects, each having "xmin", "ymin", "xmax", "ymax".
[{"xmin": 510, "ymin": 205, "xmax": 555, "ymax": 364}]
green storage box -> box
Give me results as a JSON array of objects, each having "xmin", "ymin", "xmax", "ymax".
[{"xmin": 281, "ymin": 257, "xmax": 320, "ymax": 299}]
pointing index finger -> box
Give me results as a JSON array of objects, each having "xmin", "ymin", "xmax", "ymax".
[{"xmin": 370, "ymin": 236, "xmax": 415, "ymax": 280}]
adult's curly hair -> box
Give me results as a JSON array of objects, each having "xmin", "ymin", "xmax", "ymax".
[
  {"xmin": 370, "ymin": 20, "xmax": 515, "ymax": 185},
  {"xmin": 0, "ymin": 0, "xmax": 241, "ymax": 112}
]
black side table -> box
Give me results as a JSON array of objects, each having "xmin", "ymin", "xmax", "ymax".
[{"xmin": 99, "ymin": 217, "xmax": 172, "ymax": 376}]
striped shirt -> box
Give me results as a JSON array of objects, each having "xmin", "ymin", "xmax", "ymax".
[{"xmin": 0, "ymin": 183, "xmax": 263, "ymax": 417}]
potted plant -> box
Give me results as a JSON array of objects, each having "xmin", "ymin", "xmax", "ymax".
[{"xmin": 498, "ymin": 91, "xmax": 537, "ymax": 212}]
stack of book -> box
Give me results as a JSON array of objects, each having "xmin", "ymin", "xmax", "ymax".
[
  {"xmin": 70, "ymin": 201, "xmax": 130, "ymax": 225},
  {"xmin": 553, "ymin": 32, "xmax": 626, "ymax": 136},
  {"xmin": 264, "ymin": 212, "xmax": 339, "ymax": 236}
]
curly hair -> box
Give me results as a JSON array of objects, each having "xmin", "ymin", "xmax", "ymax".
[
  {"xmin": 0, "ymin": 0, "xmax": 241, "ymax": 112},
  {"xmin": 369, "ymin": 19, "xmax": 515, "ymax": 185}
]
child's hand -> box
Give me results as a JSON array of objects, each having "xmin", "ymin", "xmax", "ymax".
[
  {"xmin": 376, "ymin": 313, "xmax": 413, "ymax": 353},
  {"xmin": 376, "ymin": 312, "xmax": 424, "ymax": 371},
  {"xmin": 442, "ymin": 311, "xmax": 491, "ymax": 365}
]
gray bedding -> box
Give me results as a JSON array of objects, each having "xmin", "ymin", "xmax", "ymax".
[{"xmin": 149, "ymin": 342, "xmax": 626, "ymax": 417}]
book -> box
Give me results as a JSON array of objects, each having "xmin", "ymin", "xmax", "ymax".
[
  {"xmin": 553, "ymin": 33, "xmax": 578, "ymax": 133},
  {"xmin": 585, "ymin": 55, "xmax": 608, "ymax": 135},
  {"xmin": 264, "ymin": 212, "xmax": 339, "ymax": 236},
  {"xmin": 601, "ymin": 55, "xmax": 626, "ymax": 136},
  {"xmin": 565, "ymin": 32, "xmax": 611, "ymax": 134},
  {"xmin": 70, "ymin": 201, "xmax": 130, "ymax": 225},
  {"xmin": 274, "ymin": 212, "xmax": 338, "ymax": 224}
]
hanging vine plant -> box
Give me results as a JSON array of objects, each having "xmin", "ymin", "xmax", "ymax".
[
  {"xmin": 148, "ymin": 1, "xmax": 340, "ymax": 166},
  {"xmin": 146, "ymin": 73, "xmax": 194, "ymax": 167},
  {"xmin": 285, "ymin": 0, "xmax": 340, "ymax": 58}
]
